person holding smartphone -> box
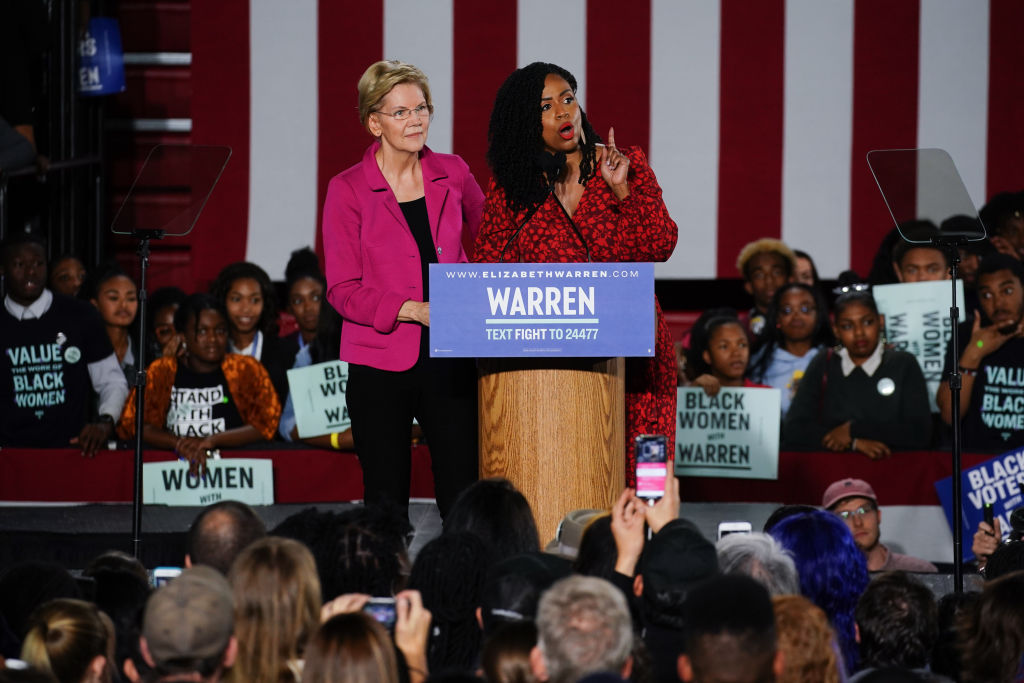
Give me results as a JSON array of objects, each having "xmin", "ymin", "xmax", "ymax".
[{"xmin": 318, "ymin": 590, "xmax": 433, "ymax": 683}]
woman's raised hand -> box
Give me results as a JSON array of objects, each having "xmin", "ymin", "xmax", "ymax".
[{"xmin": 599, "ymin": 127, "xmax": 630, "ymax": 200}]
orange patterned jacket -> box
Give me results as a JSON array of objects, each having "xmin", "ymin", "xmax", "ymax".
[{"xmin": 117, "ymin": 354, "xmax": 281, "ymax": 441}]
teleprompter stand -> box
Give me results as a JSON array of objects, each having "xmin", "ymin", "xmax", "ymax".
[
  {"xmin": 868, "ymin": 148, "xmax": 988, "ymax": 593},
  {"xmin": 109, "ymin": 145, "xmax": 230, "ymax": 558}
]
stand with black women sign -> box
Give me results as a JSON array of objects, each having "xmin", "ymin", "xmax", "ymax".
[
  {"xmin": 868, "ymin": 148, "xmax": 988, "ymax": 593},
  {"xmin": 109, "ymin": 145, "xmax": 230, "ymax": 558}
]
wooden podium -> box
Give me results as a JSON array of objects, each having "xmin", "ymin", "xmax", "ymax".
[
  {"xmin": 478, "ymin": 357, "xmax": 626, "ymax": 544},
  {"xmin": 428, "ymin": 261, "xmax": 654, "ymax": 545}
]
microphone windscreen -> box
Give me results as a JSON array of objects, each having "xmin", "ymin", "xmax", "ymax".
[{"xmin": 536, "ymin": 151, "xmax": 566, "ymax": 178}]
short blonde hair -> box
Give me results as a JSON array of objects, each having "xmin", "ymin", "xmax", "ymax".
[
  {"xmin": 735, "ymin": 238, "xmax": 797, "ymax": 279},
  {"xmin": 357, "ymin": 60, "xmax": 433, "ymax": 131}
]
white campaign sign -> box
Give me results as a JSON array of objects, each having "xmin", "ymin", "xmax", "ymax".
[
  {"xmin": 875, "ymin": 279, "xmax": 966, "ymax": 412},
  {"xmin": 674, "ymin": 387, "xmax": 781, "ymax": 480},
  {"xmin": 143, "ymin": 459, "xmax": 274, "ymax": 506},
  {"xmin": 287, "ymin": 360, "xmax": 350, "ymax": 438}
]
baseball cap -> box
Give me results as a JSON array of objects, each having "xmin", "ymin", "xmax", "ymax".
[
  {"xmin": 822, "ymin": 478, "xmax": 877, "ymax": 510},
  {"xmin": 640, "ymin": 519, "xmax": 718, "ymax": 594},
  {"xmin": 142, "ymin": 566, "xmax": 234, "ymax": 666}
]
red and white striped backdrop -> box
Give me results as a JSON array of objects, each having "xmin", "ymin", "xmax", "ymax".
[{"xmin": 188, "ymin": 0, "xmax": 1024, "ymax": 285}]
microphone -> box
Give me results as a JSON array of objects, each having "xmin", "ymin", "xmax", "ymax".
[
  {"xmin": 538, "ymin": 151, "xmax": 566, "ymax": 188},
  {"xmin": 498, "ymin": 152, "xmax": 564, "ymax": 263},
  {"xmin": 498, "ymin": 151, "xmax": 591, "ymax": 263},
  {"xmin": 539, "ymin": 151, "xmax": 591, "ymax": 263}
]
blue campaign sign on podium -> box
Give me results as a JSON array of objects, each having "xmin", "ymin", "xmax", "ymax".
[{"xmin": 429, "ymin": 263, "xmax": 655, "ymax": 357}]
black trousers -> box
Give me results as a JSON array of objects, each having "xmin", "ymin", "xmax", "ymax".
[{"xmin": 346, "ymin": 355, "xmax": 478, "ymax": 519}]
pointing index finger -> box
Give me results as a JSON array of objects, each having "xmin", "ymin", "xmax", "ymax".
[{"xmin": 607, "ymin": 127, "xmax": 616, "ymax": 149}]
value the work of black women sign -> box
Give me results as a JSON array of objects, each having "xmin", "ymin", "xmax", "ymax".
[{"xmin": 429, "ymin": 263, "xmax": 654, "ymax": 357}]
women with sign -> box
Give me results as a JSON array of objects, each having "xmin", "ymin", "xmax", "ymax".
[
  {"xmin": 117, "ymin": 293, "xmax": 281, "ymax": 476},
  {"xmin": 473, "ymin": 62, "xmax": 678, "ymax": 482},
  {"xmin": 690, "ymin": 315, "xmax": 765, "ymax": 396},
  {"xmin": 322, "ymin": 61, "xmax": 483, "ymax": 518},
  {"xmin": 782, "ymin": 291, "xmax": 931, "ymax": 458},
  {"xmin": 748, "ymin": 282, "xmax": 834, "ymax": 416}
]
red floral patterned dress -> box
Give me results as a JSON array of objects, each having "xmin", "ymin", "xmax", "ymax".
[{"xmin": 473, "ymin": 146, "xmax": 678, "ymax": 485}]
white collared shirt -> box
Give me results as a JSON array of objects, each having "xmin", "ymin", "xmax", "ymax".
[
  {"xmin": 838, "ymin": 340, "xmax": 884, "ymax": 377},
  {"xmin": 4, "ymin": 288, "xmax": 53, "ymax": 320}
]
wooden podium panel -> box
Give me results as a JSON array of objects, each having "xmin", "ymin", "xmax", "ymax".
[{"xmin": 478, "ymin": 357, "xmax": 625, "ymax": 544}]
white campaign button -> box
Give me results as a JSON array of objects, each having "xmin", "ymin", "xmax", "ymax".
[{"xmin": 877, "ymin": 377, "xmax": 895, "ymax": 396}]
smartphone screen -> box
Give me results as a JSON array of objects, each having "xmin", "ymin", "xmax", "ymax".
[
  {"xmin": 152, "ymin": 567, "xmax": 182, "ymax": 588},
  {"xmin": 717, "ymin": 521, "xmax": 752, "ymax": 541},
  {"xmin": 635, "ymin": 435, "xmax": 668, "ymax": 500},
  {"xmin": 362, "ymin": 597, "xmax": 397, "ymax": 632}
]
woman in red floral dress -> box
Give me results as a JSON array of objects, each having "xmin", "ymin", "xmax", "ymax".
[{"xmin": 474, "ymin": 62, "xmax": 678, "ymax": 484}]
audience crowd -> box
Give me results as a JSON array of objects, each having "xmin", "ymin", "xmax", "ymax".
[
  {"xmin": 3, "ymin": 155, "xmax": 1024, "ymax": 683},
  {"xmin": 2, "ymin": 473, "xmax": 1024, "ymax": 683},
  {"xmin": 3, "ymin": 188, "xmax": 1024, "ymax": 463}
]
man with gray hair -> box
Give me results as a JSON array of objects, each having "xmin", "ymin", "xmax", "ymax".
[
  {"xmin": 531, "ymin": 575, "xmax": 634, "ymax": 683},
  {"xmin": 716, "ymin": 532, "xmax": 800, "ymax": 596}
]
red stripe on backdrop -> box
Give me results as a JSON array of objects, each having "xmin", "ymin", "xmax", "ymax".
[
  {"xmin": 190, "ymin": 0, "xmax": 250, "ymax": 289},
  {"xmin": 986, "ymin": 0, "xmax": 1024, "ymax": 199},
  {"xmin": 315, "ymin": 0, "xmax": 385, "ymax": 262},
  {"xmin": 452, "ymin": 0, "xmax": 516, "ymax": 193},
  {"xmin": 848, "ymin": 0, "xmax": 919, "ymax": 279},
  {"xmin": 585, "ymin": 0, "xmax": 651, "ymax": 153},
  {"xmin": 716, "ymin": 0, "xmax": 785, "ymax": 277}
]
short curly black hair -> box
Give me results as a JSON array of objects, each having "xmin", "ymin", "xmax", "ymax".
[{"xmin": 487, "ymin": 62, "xmax": 601, "ymax": 214}]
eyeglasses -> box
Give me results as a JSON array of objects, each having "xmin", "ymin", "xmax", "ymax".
[
  {"xmin": 780, "ymin": 304, "xmax": 816, "ymax": 315},
  {"xmin": 832, "ymin": 282, "xmax": 870, "ymax": 295},
  {"xmin": 836, "ymin": 506, "xmax": 875, "ymax": 520},
  {"xmin": 372, "ymin": 104, "xmax": 432, "ymax": 121}
]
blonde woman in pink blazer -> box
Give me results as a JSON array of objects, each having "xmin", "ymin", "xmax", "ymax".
[{"xmin": 322, "ymin": 60, "xmax": 483, "ymax": 518}]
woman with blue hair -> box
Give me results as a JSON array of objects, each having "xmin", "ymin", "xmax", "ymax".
[{"xmin": 769, "ymin": 509, "xmax": 868, "ymax": 674}]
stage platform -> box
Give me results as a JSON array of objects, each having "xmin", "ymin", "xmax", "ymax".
[
  {"xmin": 0, "ymin": 501, "xmax": 443, "ymax": 572},
  {"xmin": 0, "ymin": 445, "xmax": 991, "ymax": 571}
]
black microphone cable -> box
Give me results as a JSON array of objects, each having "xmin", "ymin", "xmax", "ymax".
[{"xmin": 497, "ymin": 151, "xmax": 590, "ymax": 263}]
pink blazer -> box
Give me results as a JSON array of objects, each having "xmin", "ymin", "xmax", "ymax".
[{"xmin": 323, "ymin": 142, "xmax": 484, "ymax": 371}]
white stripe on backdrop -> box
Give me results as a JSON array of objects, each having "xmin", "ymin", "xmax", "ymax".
[
  {"xmin": 650, "ymin": 0, "xmax": 720, "ymax": 281},
  {"xmin": 247, "ymin": 0, "xmax": 319, "ymax": 274},
  {"xmin": 916, "ymin": 0, "xmax": 989, "ymax": 210},
  {"xmin": 781, "ymin": 0, "xmax": 853, "ymax": 278},
  {"xmin": 241, "ymin": 0, "xmax": 1007, "ymax": 280}
]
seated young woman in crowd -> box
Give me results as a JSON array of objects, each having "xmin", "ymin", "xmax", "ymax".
[
  {"xmin": 210, "ymin": 261, "xmax": 290, "ymax": 401},
  {"xmin": 48, "ymin": 254, "xmax": 87, "ymax": 299},
  {"xmin": 89, "ymin": 265, "xmax": 139, "ymax": 380},
  {"xmin": 782, "ymin": 290, "xmax": 932, "ymax": 458},
  {"xmin": 747, "ymin": 282, "xmax": 833, "ymax": 417},
  {"xmin": 281, "ymin": 247, "xmax": 325, "ymax": 366},
  {"xmin": 689, "ymin": 314, "xmax": 766, "ymax": 396},
  {"xmin": 144, "ymin": 286, "xmax": 186, "ymax": 366},
  {"xmin": 116, "ymin": 294, "xmax": 280, "ymax": 475}
]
